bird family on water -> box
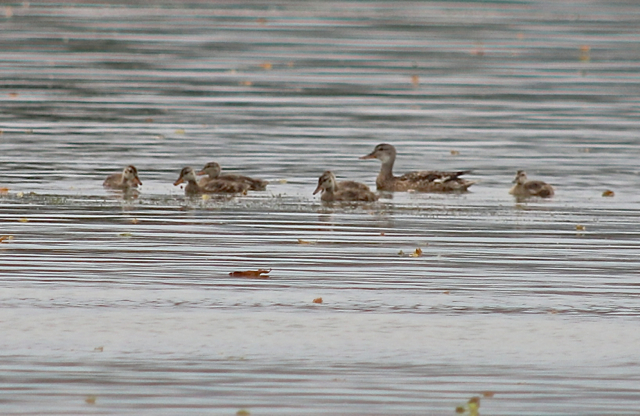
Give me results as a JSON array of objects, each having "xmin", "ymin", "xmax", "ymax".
[{"xmin": 104, "ymin": 143, "xmax": 554, "ymax": 201}]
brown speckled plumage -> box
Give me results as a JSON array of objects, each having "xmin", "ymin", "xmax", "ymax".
[
  {"xmin": 174, "ymin": 167, "xmax": 249, "ymax": 195},
  {"xmin": 360, "ymin": 143, "xmax": 475, "ymax": 192}
]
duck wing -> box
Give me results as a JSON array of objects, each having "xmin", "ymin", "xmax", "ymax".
[
  {"xmin": 335, "ymin": 188, "xmax": 378, "ymax": 202},
  {"xmin": 399, "ymin": 170, "xmax": 471, "ymax": 183},
  {"xmin": 202, "ymin": 179, "xmax": 249, "ymax": 194},
  {"xmin": 219, "ymin": 174, "xmax": 268, "ymax": 191},
  {"xmin": 524, "ymin": 181, "xmax": 554, "ymax": 197},
  {"xmin": 396, "ymin": 170, "xmax": 474, "ymax": 192},
  {"xmin": 337, "ymin": 180, "xmax": 370, "ymax": 192}
]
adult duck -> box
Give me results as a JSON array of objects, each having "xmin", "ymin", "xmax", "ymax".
[
  {"xmin": 197, "ymin": 162, "xmax": 268, "ymax": 191},
  {"xmin": 360, "ymin": 143, "xmax": 474, "ymax": 192},
  {"xmin": 313, "ymin": 171, "xmax": 378, "ymax": 202},
  {"xmin": 509, "ymin": 170, "xmax": 554, "ymax": 198},
  {"xmin": 103, "ymin": 165, "xmax": 142, "ymax": 190},
  {"xmin": 174, "ymin": 167, "xmax": 249, "ymax": 195}
]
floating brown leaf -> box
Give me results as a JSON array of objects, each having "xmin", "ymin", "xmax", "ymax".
[
  {"xmin": 313, "ymin": 297, "xmax": 323, "ymax": 304},
  {"xmin": 0, "ymin": 235, "xmax": 14, "ymax": 243},
  {"xmin": 236, "ymin": 410, "xmax": 251, "ymax": 416},
  {"xmin": 229, "ymin": 269, "xmax": 271, "ymax": 279},
  {"xmin": 579, "ymin": 45, "xmax": 591, "ymax": 62},
  {"xmin": 410, "ymin": 247, "xmax": 423, "ymax": 257},
  {"xmin": 85, "ymin": 395, "xmax": 97, "ymax": 405},
  {"xmin": 450, "ymin": 150, "xmax": 460, "ymax": 156},
  {"xmin": 411, "ymin": 74, "xmax": 419, "ymax": 87},
  {"xmin": 602, "ymin": 190, "xmax": 615, "ymax": 197},
  {"xmin": 482, "ymin": 391, "xmax": 495, "ymax": 398},
  {"xmin": 575, "ymin": 224, "xmax": 586, "ymax": 231},
  {"xmin": 0, "ymin": 187, "xmax": 9, "ymax": 194},
  {"xmin": 259, "ymin": 62, "xmax": 272, "ymax": 70},
  {"xmin": 297, "ymin": 238, "xmax": 316, "ymax": 245}
]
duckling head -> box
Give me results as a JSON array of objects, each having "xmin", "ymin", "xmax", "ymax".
[
  {"xmin": 313, "ymin": 171, "xmax": 337, "ymax": 195},
  {"xmin": 513, "ymin": 170, "xmax": 528, "ymax": 185},
  {"xmin": 123, "ymin": 165, "xmax": 142, "ymax": 186},
  {"xmin": 174, "ymin": 167, "xmax": 197, "ymax": 186},
  {"xmin": 360, "ymin": 143, "xmax": 396, "ymax": 164},
  {"xmin": 197, "ymin": 162, "xmax": 221, "ymax": 178}
]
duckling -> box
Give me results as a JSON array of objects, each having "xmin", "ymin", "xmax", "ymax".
[
  {"xmin": 103, "ymin": 165, "xmax": 142, "ymax": 190},
  {"xmin": 173, "ymin": 167, "xmax": 249, "ymax": 195},
  {"xmin": 313, "ymin": 171, "xmax": 378, "ymax": 202},
  {"xmin": 509, "ymin": 170, "xmax": 554, "ymax": 198},
  {"xmin": 197, "ymin": 162, "xmax": 268, "ymax": 191},
  {"xmin": 360, "ymin": 143, "xmax": 475, "ymax": 192}
]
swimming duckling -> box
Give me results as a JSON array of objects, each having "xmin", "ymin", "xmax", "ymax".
[
  {"xmin": 313, "ymin": 171, "xmax": 378, "ymax": 202},
  {"xmin": 197, "ymin": 162, "xmax": 268, "ymax": 191},
  {"xmin": 103, "ymin": 165, "xmax": 142, "ymax": 190},
  {"xmin": 174, "ymin": 167, "xmax": 249, "ymax": 195},
  {"xmin": 360, "ymin": 143, "xmax": 475, "ymax": 192},
  {"xmin": 509, "ymin": 170, "xmax": 554, "ymax": 198}
]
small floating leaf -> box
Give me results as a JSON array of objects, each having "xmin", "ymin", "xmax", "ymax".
[
  {"xmin": 85, "ymin": 395, "xmax": 97, "ymax": 405},
  {"xmin": 229, "ymin": 269, "xmax": 271, "ymax": 279},
  {"xmin": 579, "ymin": 45, "xmax": 591, "ymax": 62},
  {"xmin": 239, "ymin": 80, "xmax": 253, "ymax": 86},
  {"xmin": 397, "ymin": 250, "xmax": 404, "ymax": 256},
  {"xmin": 18, "ymin": 217, "xmax": 29, "ymax": 223},
  {"xmin": 259, "ymin": 62, "xmax": 272, "ymax": 70},
  {"xmin": 278, "ymin": 178, "xmax": 287, "ymax": 184},
  {"xmin": 297, "ymin": 239, "xmax": 316, "ymax": 245},
  {"xmin": 201, "ymin": 194, "xmax": 211, "ymax": 201},
  {"xmin": 456, "ymin": 396, "xmax": 480, "ymax": 415},
  {"xmin": 118, "ymin": 232, "xmax": 133, "ymax": 237},
  {"xmin": 602, "ymin": 190, "xmax": 615, "ymax": 197},
  {"xmin": 0, "ymin": 187, "xmax": 9, "ymax": 194},
  {"xmin": 16, "ymin": 192, "xmax": 24, "ymax": 198},
  {"xmin": 450, "ymin": 150, "xmax": 460, "ymax": 156},
  {"xmin": 236, "ymin": 410, "xmax": 251, "ymax": 416},
  {"xmin": 313, "ymin": 297, "xmax": 323, "ymax": 304},
  {"xmin": 482, "ymin": 391, "xmax": 495, "ymax": 398},
  {"xmin": 575, "ymin": 224, "xmax": 586, "ymax": 231},
  {"xmin": 129, "ymin": 218, "xmax": 139, "ymax": 224},
  {"xmin": 410, "ymin": 247, "xmax": 423, "ymax": 257},
  {"xmin": 94, "ymin": 346, "xmax": 104, "ymax": 352},
  {"xmin": 0, "ymin": 235, "xmax": 14, "ymax": 243},
  {"xmin": 174, "ymin": 129, "xmax": 185, "ymax": 135},
  {"xmin": 411, "ymin": 74, "xmax": 419, "ymax": 87}
]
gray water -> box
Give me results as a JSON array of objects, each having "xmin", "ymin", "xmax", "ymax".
[{"xmin": 1, "ymin": 1, "xmax": 640, "ymax": 415}]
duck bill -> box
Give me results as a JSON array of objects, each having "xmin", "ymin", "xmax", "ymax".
[
  {"xmin": 313, "ymin": 184, "xmax": 323, "ymax": 195},
  {"xmin": 359, "ymin": 152, "xmax": 376, "ymax": 160},
  {"xmin": 196, "ymin": 170, "xmax": 205, "ymax": 176},
  {"xmin": 173, "ymin": 177, "xmax": 185, "ymax": 186},
  {"xmin": 132, "ymin": 177, "xmax": 142, "ymax": 186}
]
